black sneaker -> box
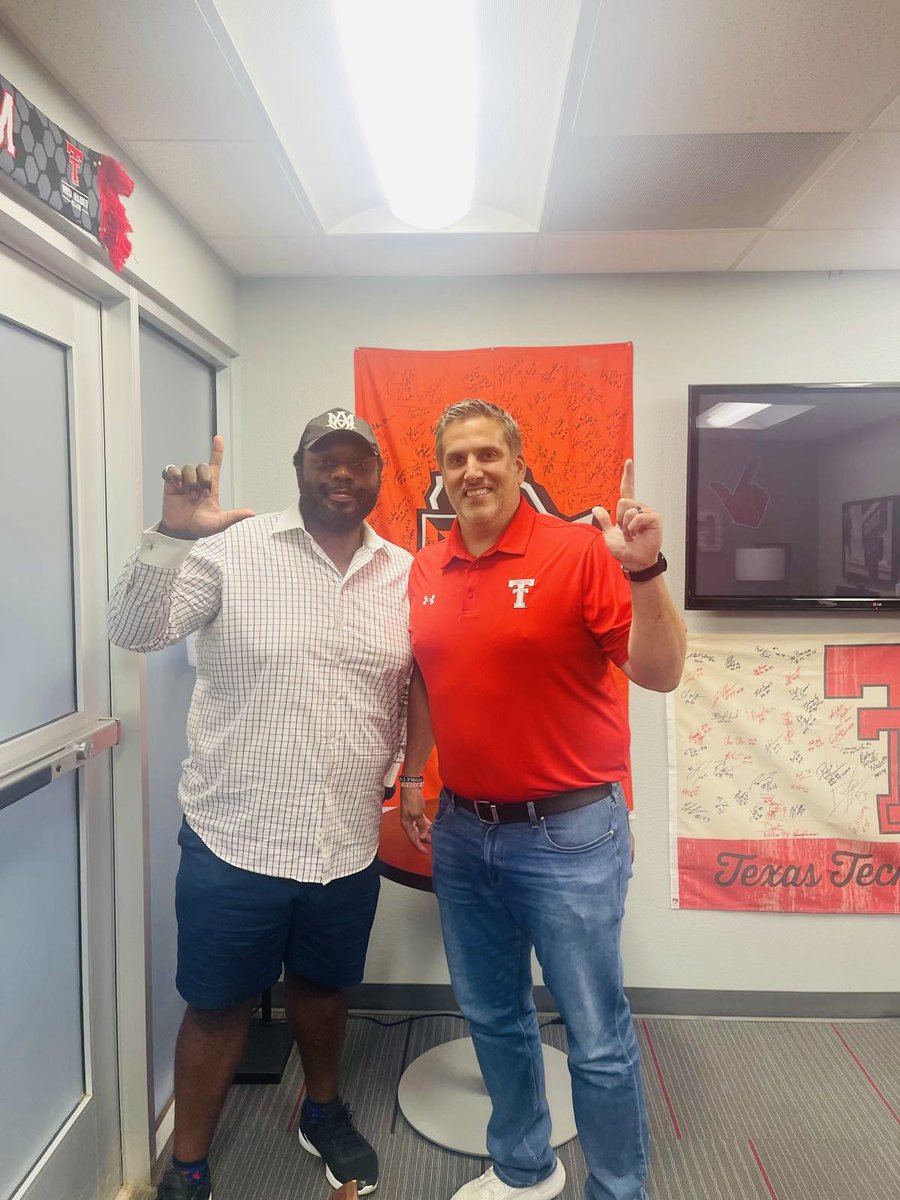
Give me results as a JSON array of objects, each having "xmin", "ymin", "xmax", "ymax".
[
  {"xmin": 156, "ymin": 1167, "xmax": 212, "ymax": 1200},
  {"xmin": 298, "ymin": 1098, "xmax": 378, "ymax": 1194}
]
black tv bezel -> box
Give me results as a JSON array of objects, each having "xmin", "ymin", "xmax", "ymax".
[{"xmin": 685, "ymin": 382, "xmax": 900, "ymax": 613}]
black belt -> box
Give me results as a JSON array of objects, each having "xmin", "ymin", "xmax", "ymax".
[{"xmin": 449, "ymin": 782, "xmax": 613, "ymax": 825}]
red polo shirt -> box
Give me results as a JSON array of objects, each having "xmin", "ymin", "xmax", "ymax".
[{"xmin": 409, "ymin": 498, "xmax": 632, "ymax": 802}]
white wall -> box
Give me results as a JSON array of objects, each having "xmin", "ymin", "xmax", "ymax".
[
  {"xmin": 0, "ymin": 26, "xmax": 238, "ymax": 348},
  {"xmin": 238, "ymin": 270, "xmax": 900, "ymax": 995}
]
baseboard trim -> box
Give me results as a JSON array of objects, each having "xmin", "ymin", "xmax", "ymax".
[{"xmin": 349, "ymin": 984, "xmax": 899, "ymax": 1019}]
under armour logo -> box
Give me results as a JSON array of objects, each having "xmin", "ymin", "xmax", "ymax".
[
  {"xmin": 423, "ymin": 595, "xmax": 436, "ymax": 605},
  {"xmin": 327, "ymin": 410, "xmax": 356, "ymax": 431},
  {"xmin": 508, "ymin": 578, "xmax": 535, "ymax": 609}
]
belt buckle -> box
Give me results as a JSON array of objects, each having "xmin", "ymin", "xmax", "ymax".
[{"xmin": 474, "ymin": 800, "xmax": 501, "ymax": 824}]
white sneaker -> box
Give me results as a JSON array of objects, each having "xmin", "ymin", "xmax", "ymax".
[{"xmin": 450, "ymin": 1158, "xmax": 566, "ymax": 1200}]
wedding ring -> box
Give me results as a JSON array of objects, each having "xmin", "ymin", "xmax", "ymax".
[{"xmin": 161, "ymin": 464, "xmax": 177, "ymax": 480}]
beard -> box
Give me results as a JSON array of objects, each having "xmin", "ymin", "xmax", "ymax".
[{"xmin": 298, "ymin": 480, "xmax": 379, "ymax": 534}]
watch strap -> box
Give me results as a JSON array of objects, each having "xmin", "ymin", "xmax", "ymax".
[{"xmin": 623, "ymin": 552, "xmax": 667, "ymax": 582}]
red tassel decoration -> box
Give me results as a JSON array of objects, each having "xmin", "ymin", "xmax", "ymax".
[{"xmin": 98, "ymin": 156, "xmax": 135, "ymax": 272}]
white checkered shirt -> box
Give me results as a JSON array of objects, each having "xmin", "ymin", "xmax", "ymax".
[{"xmin": 108, "ymin": 505, "xmax": 413, "ymax": 883}]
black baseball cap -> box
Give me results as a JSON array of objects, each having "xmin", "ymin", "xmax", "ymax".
[{"xmin": 296, "ymin": 408, "xmax": 381, "ymax": 458}]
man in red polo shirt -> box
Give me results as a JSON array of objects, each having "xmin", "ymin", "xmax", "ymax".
[{"xmin": 400, "ymin": 399, "xmax": 685, "ymax": 1200}]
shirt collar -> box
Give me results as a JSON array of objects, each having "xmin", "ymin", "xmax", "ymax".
[
  {"xmin": 272, "ymin": 503, "xmax": 387, "ymax": 553},
  {"xmin": 441, "ymin": 496, "xmax": 536, "ymax": 566}
]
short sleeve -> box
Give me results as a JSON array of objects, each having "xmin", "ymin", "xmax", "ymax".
[{"xmin": 581, "ymin": 531, "xmax": 632, "ymax": 666}]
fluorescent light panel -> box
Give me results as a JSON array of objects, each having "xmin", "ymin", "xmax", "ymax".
[{"xmin": 335, "ymin": 0, "xmax": 478, "ymax": 231}]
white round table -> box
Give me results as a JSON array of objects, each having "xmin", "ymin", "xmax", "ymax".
[{"xmin": 397, "ymin": 1036, "xmax": 577, "ymax": 1156}]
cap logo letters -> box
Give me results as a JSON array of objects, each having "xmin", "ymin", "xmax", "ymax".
[{"xmin": 327, "ymin": 410, "xmax": 356, "ymax": 432}]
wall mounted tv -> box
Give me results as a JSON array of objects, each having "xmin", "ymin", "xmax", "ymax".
[{"xmin": 686, "ymin": 383, "xmax": 900, "ymax": 611}]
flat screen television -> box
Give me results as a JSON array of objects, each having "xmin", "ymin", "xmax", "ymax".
[{"xmin": 686, "ymin": 383, "xmax": 900, "ymax": 611}]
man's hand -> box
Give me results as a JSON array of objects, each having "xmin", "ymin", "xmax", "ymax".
[
  {"xmin": 592, "ymin": 458, "xmax": 662, "ymax": 573},
  {"xmin": 400, "ymin": 785, "xmax": 432, "ymax": 854},
  {"xmin": 160, "ymin": 435, "xmax": 256, "ymax": 539}
]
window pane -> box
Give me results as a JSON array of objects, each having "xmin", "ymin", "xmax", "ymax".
[
  {"xmin": 0, "ymin": 773, "xmax": 83, "ymax": 1199},
  {"xmin": 0, "ymin": 318, "xmax": 76, "ymax": 742}
]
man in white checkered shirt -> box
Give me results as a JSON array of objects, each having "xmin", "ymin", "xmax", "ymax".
[{"xmin": 108, "ymin": 408, "xmax": 412, "ymax": 1200}]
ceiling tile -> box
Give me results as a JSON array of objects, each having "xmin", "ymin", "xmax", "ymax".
[
  {"xmin": 208, "ymin": 237, "xmax": 336, "ymax": 276},
  {"xmin": 574, "ymin": 0, "xmax": 900, "ymax": 135},
  {"xmin": 327, "ymin": 235, "xmax": 536, "ymax": 276},
  {"xmin": 871, "ymin": 93, "xmax": 900, "ymax": 131},
  {"xmin": 0, "ymin": 0, "xmax": 269, "ymax": 141},
  {"xmin": 548, "ymin": 134, "xmax": 844, "ymax": 231},
  {"xmin": 123, "ymin": 141, "xmax": 317, "ymax": 239},
  {"xmin": 536, "ymin": 230, "xmax": 757, "ymax": 273},
  {"xmin": 779, "ymin": 134, "xmax": 900, "ymax": 229},
  {"xmin": 736, "ymin": 228, "xmax": 900, "ymax": 270}
]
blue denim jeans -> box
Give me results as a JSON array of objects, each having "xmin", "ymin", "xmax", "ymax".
[{"xmin": 431, "ymin": 785, "xmax": 649, "ymax": 1200}]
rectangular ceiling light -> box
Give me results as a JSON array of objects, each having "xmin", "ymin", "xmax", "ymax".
[{"xmin": 335, "ymin": 0, "xmax": 478, "ymax": 231}]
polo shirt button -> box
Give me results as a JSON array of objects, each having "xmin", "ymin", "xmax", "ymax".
[{"xmin": 467, "ymin": 589, "xmax": 474, "ymax": 598}]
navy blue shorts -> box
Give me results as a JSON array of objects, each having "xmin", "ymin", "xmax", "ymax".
[{"xmin": 175, "ymin": 820, "xmax": 381, "ymax": 1010}]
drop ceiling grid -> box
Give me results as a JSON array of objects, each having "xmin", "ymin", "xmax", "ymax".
[{"xmin": 3, "ymin": 0, "xmax": 900, "ymax": 274}]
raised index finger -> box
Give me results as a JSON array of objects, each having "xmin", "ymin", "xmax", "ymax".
[
  {"xmin": 620, "ymin": 458, "xmax": 635, "ymax": 501},
  {"xmin": 209, "ymin": 434, "xmax": 225, "ymax": 476}
]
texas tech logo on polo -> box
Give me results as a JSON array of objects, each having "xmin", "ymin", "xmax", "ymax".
[{"xmin": 508, "ymin": 579, "xmax": 535, "ymax": 609}]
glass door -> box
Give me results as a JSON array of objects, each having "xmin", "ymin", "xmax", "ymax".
[
  {"xmin": 138, "ymin": 320, "xmax": 216, "ymax": 1128},
  {"xmin": 0, "ymin": 241, "xmax": 121, "ymax": 1200}
]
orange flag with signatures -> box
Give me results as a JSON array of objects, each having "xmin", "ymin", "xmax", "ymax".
[{"xmin": 356, "ymin": 343, "xmax": 634, "ymax": 805}]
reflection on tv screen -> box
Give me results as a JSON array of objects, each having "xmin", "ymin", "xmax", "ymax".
[{"xmin": 686, "ymin": 384, "xmax": 900, "ymax": 611}]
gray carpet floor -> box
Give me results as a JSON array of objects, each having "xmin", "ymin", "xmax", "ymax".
[{"xmin": 208, "ymin": 1014, "xmax": 900, "ymax": 1199}]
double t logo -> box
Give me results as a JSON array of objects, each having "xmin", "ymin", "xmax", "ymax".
[
  {"xmin": 824, "ymin": 644, "xmax": 900, "ymax": 835},
  {"xmin": 508, "ymin": 579, "xmax": 535, "ymax": 609}
]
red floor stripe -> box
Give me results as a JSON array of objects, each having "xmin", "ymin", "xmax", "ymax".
[
  {"xmin": 831, "ymin": 1024, "xmax": 900, "ymax": 1125},
  {"xmin": 286, "ymin": 1082, "xmax": 306, "ymax": 1132},
  {"xmin": 639, "ymin": 1019, "xmax": 682, "ymax": 1140},
  {"xmin": 748, "ymin": 1138, "xmax": 779, "ymax": 1200}
]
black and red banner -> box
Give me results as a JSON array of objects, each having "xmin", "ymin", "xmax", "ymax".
[{"xmin": 1, "ymin": 72, "xmax": 134, "ymax": 271}]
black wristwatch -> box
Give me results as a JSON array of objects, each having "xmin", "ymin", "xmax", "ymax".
[{"xmin": 623, "ymin": 552, "xmax": 667, "ymax": 582}]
